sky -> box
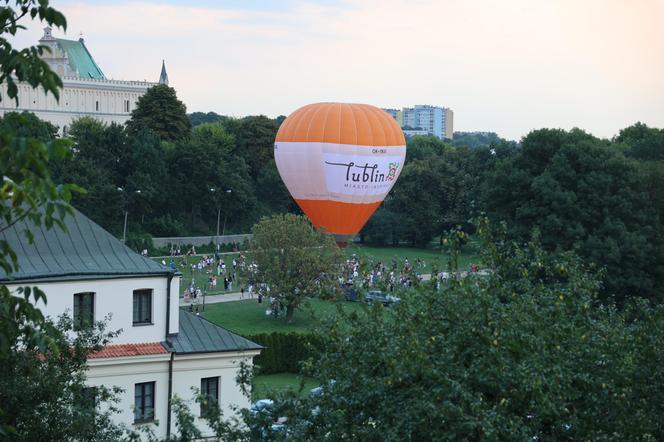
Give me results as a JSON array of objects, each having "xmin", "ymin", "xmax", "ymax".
[{"xmin": 11, "ymin": 0, "xmax": 664, "ymax": 140}]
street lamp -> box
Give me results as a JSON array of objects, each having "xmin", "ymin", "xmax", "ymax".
[
  {"xmin": 209, "ymin": 188, "xmax": 232, "ymax": 238},
  {"xmin": 117, "ymin": 187, "xmax": 141, "ymax": 243}
]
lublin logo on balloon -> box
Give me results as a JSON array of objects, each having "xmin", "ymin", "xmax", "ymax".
[{"xmin": 323, "ymin": 154, "xmax": 402, "ymax": 195}]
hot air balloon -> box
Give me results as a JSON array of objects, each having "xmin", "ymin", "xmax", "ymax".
[{"xmin": 274, "ymin": 102, "xmax": 406, "ymax": 244}]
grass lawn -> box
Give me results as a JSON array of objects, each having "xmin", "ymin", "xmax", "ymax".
[
  {"xmin": 156, "ymin": 238, "xmax": 482, "ymax": 298},
  {"xmin": 199, "ymin": 298, "xmax": 362, "ymax": 335},
  {"xmin": 252, "ymin": 373, "xmax": 319, "ymax": 401},
  {"xmin": 153, "ymin": 254, "xmax": 243, "ymax": 297},
  {"xmin": 345, "ymin": 240, "xmax": 481, "ymax": 270}
]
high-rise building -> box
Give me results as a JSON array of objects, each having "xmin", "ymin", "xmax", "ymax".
[
  {"xmin": 382, "ymin": 108, "xmax": 403, "ymax": 126},
  {"xmin": 383, "ymin": 104, "xmax": 454, "ymax": 140},
  {"xmin": 0, "ymin": 27, "xmax": 160, "ymax": 134}
]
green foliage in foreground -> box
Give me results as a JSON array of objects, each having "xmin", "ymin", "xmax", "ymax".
[
  {"xmin": 191, "ymin": 224, "xmax": 664, "ymax": 441},
  {"xmin": 0, "ymin": 315, "xmax": 126, "ymax": 441}
]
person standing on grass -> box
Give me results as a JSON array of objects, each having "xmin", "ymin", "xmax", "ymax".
[{"xmin": 241, "ymin": 286, "xmax": 245, "ymax": 299}]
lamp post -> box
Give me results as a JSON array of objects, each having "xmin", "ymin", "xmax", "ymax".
[
  {"xmin": 209, "ymin": 188, "xmax": 232, "ymax": 238},
  {"xmin": 118, "ymin": 187, "xmax": 141, "ymax": 243}
]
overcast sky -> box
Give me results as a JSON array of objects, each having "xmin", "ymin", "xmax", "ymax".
[{"xmin": 11, "ymin": 0, "xmax": 664, "ymax": 140}]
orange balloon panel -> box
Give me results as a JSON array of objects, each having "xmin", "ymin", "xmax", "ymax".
[
  {"xmin": 295, "ymin": 199, "xmax": 383, "ymax": 235},
  {"xmin": 275, "ymin": 103, "xmax": 406, "ymax": 241}
]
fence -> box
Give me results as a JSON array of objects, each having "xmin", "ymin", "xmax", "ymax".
[{"xmin": 151, "ymin": 234, "xmax": 252, "ymax": 249}]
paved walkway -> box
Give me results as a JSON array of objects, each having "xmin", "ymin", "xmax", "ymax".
[{"xmin": 179, "ymin": 291, "xmax": 251, "ymax": 306}]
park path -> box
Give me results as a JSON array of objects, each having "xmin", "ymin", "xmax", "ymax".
[{"xmin": 179, "ymin": 291, "xmax": 249, "ymax": 306}]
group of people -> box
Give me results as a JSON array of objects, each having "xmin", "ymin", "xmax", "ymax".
[{"xmin": 340, "ymin": 254, "xmax": 425, "ymax": 292}]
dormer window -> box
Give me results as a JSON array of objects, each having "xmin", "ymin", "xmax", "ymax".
[{"xmin": 133, "ymin": 289, "xmax": 152, "ymax": 325}]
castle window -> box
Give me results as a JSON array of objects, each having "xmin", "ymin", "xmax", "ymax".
[{"xmin": 95, "ymin": 100, "xmax": 99, "ymax": 111}]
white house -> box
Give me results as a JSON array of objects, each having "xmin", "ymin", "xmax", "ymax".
[{"xmin": 0, "ymin": 208, "xmax": 262, "ymax": 439}]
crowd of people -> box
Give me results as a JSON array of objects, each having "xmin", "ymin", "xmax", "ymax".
[
  {"xmin": 161, "ymin": 245, "xmax": 483, "ymax": 316},
  {"xmin": 340, "ymin": 254, "xmax": 428, "ymax": 292}
]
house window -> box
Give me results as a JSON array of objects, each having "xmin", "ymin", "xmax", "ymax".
[
  {"xmin": 73, "ymin": 292, "xmax": 94, "ymax": 330},
  {"xmin": 200, "ymin": 377, "xmax": 219, "ymax": 415},
  {"xmin": 77, "ymin": 386, "xmax": 97, "ymax": 411},
  {"xmin": 134, "ymin": 382, "xmax": 155, "ymax": 423},
  {"xmin": 133, "ymin": 289, "xmax": 152, "ymax": 325}
]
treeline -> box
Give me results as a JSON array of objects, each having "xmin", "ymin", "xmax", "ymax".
[
  {"xmin": 370, "ymin": 124, "xmax": 664, "ymax": 304},
  {"xmin": 3, "ymin": 84, "xmax": 664, "ymax": 303},
  {"xmin": 1, "ymin": 86, "xmax": 295, "ymax": 242}
]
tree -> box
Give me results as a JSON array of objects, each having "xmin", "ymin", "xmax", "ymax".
[
  {"xmin": 0, "ymin": 111, "xmax": 57, "ymax": 140},
  {"xmin": 0, "ymin": 315, "xmax": 126, "ymax": 441},
  {"xmin": 483, "ymin": 128, "xmax": 664, "ymax": 304},
  {"xmin": 250, "ymin": 214, "xmax": 343, "ymax": 322},
  {"xmin": 51, "ymin": 118, "xmax": 127, "ymax": 233},
  {"xmin": 221, "ymin": 115, "xmax": 279, "ymax": 180},
  {"xmin": 383, "ymin": 139, "xmax": 480, "ymax": 246},
  {"xmin": 189, "ymin": 111, "xmax": 223, "ymax": 127},
  {"xmin": 452, "ymin": 131, "xmax": 502, "ymax": 148},
  {"xmin": 209, "ymin": 225, "xmax": 664, "ymax": 441},
  {"xmin": 126, "ymin": 84, "xmax": 191, "ymax": 142},
  {"xmin": 168, "ymin": 122, "xmax": 256, "ymax": 233}
]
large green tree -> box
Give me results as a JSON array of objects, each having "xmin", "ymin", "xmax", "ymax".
[
  {"xmin": 0, "ymin": 315, "xmax": 126, "ymax": 441},
  {"xmin": 250, "ymin": 214, "xmax": 343, "ymax": 322},
  {"xmin": 483, "ymin": 128, "xmax": 664, "ymax": 303},
  {"xmin": 0, "ymin": 111, "xmax": 57, "ymax": 140},
  {"xmin": 126, "ymin": 84, "xmax": 191, "ymax": 142},
  {"xmin": 221, "ymin": 115, "xmax": 279, "ymax": 180},
  {"xmin": 168, "ymin": 122, "xmax": 256, "ymax": 233}
]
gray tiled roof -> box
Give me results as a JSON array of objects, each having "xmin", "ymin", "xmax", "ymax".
[
  {"xmin": 166, "ymin": 309, "xmax": 263, "ymax": 354},
  {"xmin": 0, "ymin": 207, "xmax": 173, "ymax": 282}
]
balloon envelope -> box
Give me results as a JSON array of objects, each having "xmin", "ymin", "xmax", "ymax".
[{"xmin": 274, "ymin": 102, "xmax": 406, "ymax": 243}]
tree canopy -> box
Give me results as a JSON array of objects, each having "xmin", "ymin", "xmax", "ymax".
[
  {"xmin": 483, "ymin": 128, "xmax": 664, "ymax": 303},
  {"xmin": 126, "ymin": 84, "xmax": 191, "ymax": 142},
  {"xmin": 249, "ymin": 214, "xmax": 343, "ymax": 322}
]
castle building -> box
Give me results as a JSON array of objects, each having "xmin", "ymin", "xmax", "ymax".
[{"xmin": 0, "ymin": 27, "xmax": 166, "ymax": 134}]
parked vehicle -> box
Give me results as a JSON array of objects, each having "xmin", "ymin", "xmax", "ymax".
[
  {"xmin": 364, "ymin": 290, "xmax": 400, "ymax": 306},
  {"xmin": 250, "ymin": 399, "xmax": 287, "ymax": 441}
]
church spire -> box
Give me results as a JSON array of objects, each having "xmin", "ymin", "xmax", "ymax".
[{"xmin": 159, "ymin": 60, "xmax": 169, "ymax": 85}]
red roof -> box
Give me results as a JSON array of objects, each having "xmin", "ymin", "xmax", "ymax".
[{"xmin": 88, "ymin": 342, "xmax": 168, "ymax": 359}]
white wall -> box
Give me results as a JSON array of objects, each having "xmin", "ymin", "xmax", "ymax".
[
  {"xmin": 171, "ymin": 352, "xmax": 257, "ymax": 435},
  {"xmin": 87, "ymin": 351, "xmax": 259, "ymax": 440},
  {"xmin": 87, "ymin": 355, "xmax": 171, "ymax": 439},
  {"xmin": 0, "ymin": 79, "xmax": 151, "ymax": 133},
  {"xmin": 7, "ymin": 275, "xmax": 179, "ymax": 344}
]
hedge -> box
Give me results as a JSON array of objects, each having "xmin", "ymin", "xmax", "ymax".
[{"xmin": 247, "ymin": 332, "xmax": 318, "ymax": 374}]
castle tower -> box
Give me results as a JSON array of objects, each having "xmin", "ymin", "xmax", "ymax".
[{"xmin": 159, "ymin": 60, "xmax": 169, "ymax": 85}]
